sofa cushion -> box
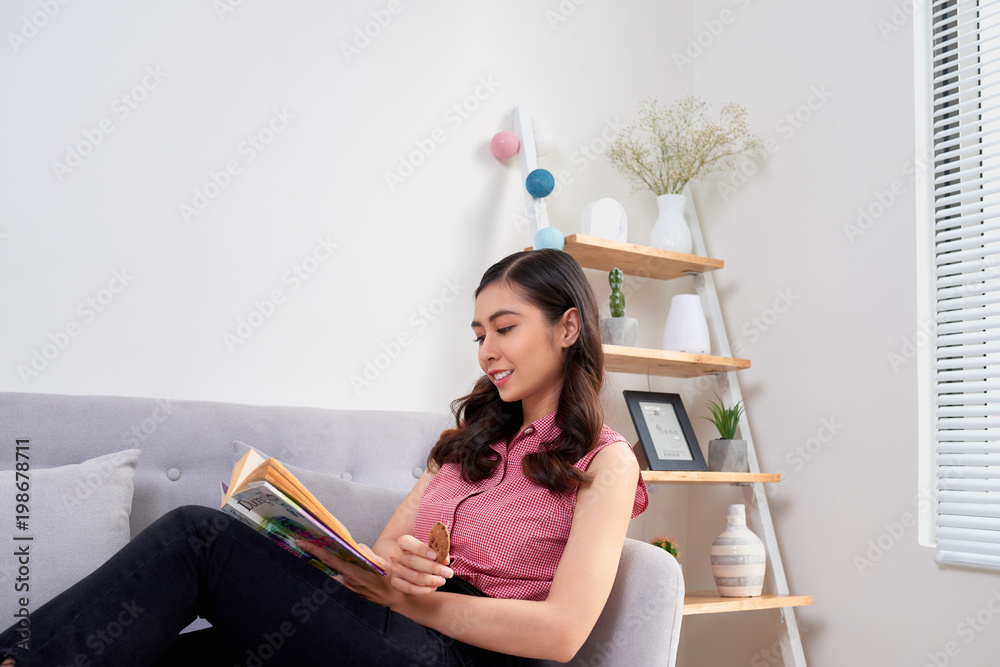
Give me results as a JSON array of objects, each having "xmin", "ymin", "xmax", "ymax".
[
  {"xmin": 0, "ymin": 448, "xmax": 141, "ymax": 619},
  {"xmin": 232, "ymin": 441, "xmax": 409, "ymax": 546}
]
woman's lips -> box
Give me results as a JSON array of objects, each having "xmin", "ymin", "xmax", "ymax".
[{"xmin": 491, "ymin": 369, "xmax": 513, "ymax": 386}]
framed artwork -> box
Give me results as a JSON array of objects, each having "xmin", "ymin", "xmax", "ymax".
[{"xmin": 623, "ymin": 390, "xmax": 707, "ymax": 471}]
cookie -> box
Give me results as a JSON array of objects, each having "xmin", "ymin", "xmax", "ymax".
[{"xmin": 428, "ymin": 521, "xmax": 450, "ymax": 564}]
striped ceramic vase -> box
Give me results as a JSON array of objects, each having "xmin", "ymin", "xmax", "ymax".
[{"xmin": 711, "ymin": 503, "xmax": 766, "ymax": 597}]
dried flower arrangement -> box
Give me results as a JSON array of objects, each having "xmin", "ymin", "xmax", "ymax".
[{"xmin": 607, "ymin": 96, "xmax": 760, "ymax": 196}]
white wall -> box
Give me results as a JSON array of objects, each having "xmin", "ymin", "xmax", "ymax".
[
  {"xmin": 684, "ymin": 0, "xmax": 1000, "ymax": 665},
  {"xmin": 5, "ymin": 0, "xmax": 690, "ymax": 412},
  {"xmin": 4, "ymin": 1, "xmax": 998, "ymax": 665}
]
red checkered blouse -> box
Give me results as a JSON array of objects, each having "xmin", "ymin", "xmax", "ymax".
[{"xmin": 413, "ymin": 411, "xmax": 648, "ymax": 602}]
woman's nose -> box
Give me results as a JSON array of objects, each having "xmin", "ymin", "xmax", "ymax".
[{"xmin": 479, "ymin": 334, "xmax": 499, "ymax": 363}]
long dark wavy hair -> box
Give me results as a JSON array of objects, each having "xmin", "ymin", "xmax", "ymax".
[{"xmin": 428, "ymin": 248, "xmax": 605, "ymax": 494}]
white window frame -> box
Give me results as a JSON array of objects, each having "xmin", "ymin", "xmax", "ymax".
[
  {"xmin": 916, "ymin": 0, "xmax": 1000, "ymax": 568},
  {"xmin": 916, "ymin": 0, "xmax": 937, "ymax": 549}
]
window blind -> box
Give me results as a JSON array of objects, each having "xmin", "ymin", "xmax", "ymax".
[{"xmin": 929, "ymin": 0, "xmax": 1000, "ymax": 569}]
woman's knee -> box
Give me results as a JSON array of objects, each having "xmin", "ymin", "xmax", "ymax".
[
  {"xmin": 140, "ymin": 506, "xmax": 245, "ymax": 563},
  {"xmin": 152, "ymin": 505, "xmax": 235, "ymax": 538}
]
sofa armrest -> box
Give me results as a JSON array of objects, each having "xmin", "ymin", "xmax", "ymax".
[{"xmin": 539, "ymin": 538, "xmax": 684, "ymax": 667}]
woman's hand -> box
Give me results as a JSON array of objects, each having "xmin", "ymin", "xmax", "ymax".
[
  {"xmin": 385, "ymin": 534, "xmax": 454, "ymax": 596},
  {"xmin": 295, "ymin": 535, "xmax": 453, "ymax": 609},
  {"xmin": 295, "ymin": 540, "xmax": 401, "ymax": 608}
]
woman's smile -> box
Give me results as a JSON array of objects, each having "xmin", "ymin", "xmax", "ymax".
[{"xmin": 490, "ymin": 369, "xmax": 514, "ymax": 386}]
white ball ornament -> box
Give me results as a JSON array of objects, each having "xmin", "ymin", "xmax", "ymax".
[{"xmin": 533, "ymin": 128, "xmax": 554, "ymax": 156}]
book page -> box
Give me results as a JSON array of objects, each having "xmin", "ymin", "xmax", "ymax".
[{"xmin": 221, "ymin": 448, "xmax": 266, "ymax": 508}]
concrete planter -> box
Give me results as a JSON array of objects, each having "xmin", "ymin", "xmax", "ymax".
[
  {"xmin": 600, "ymin": 316, "xmax": 638, "ymax": 347},
  {"xmin": 708, "ymin": 439, "xmax": 748, "ymax": 473}
]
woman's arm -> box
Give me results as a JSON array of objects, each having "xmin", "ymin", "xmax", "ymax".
[
  {"xmin": 371, "ymin": 465, "xmax": 437, "ymax": 562},
  {"xmin": 391, "ymin": 440, "xmax": 640, "ymax": 662}
]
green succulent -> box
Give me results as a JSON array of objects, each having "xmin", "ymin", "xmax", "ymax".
[
  {"xmin": 609, "ymin": 268, "xmax": 626, "ymax": 318},
  {"xmin": 702, "ymin": 391, "xmax": 745, "ymax": 440}
]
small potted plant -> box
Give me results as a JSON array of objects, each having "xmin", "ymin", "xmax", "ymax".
[
  {"xmin": 606, "ymin": 96, "xmax": 760, "ymax": 254},
  {"xmin": 650, "ymin": 536, "xmax": 679, "ymax": 559},
  {"xmin": 599, "ymin": 268, "xmax": 638, "ymax": 347},
  {"xmin": 650, "ymin": 536, "xmax": 682, "ymax": 575},
  {"xmin": 702, "ymin": 391, "xmax": 747, "ymax": 472}
]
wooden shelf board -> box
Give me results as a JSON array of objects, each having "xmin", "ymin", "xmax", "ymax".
[
  {"xmin": 683, "ymin": 592, "xmax": 814, "ymax": 616},
  {"xmin": 604, "ymin": 345, "xmax": 750, "ymax": 378},
  {"xmin": 561, "ymin": 234, "xmax": 724, "ymax": 280},
  {"xmin": 642, "ymin": 471, "xmax": 780, "ymax": 484}
]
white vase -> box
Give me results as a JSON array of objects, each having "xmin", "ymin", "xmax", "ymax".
[
  {"xmin": 648, "ymin": 194, "xmax": 693, "ymax": 254},
  {"xmin": 711, "ymin": 504, "xmax": 766, "ymax": 597},
  {"xmin": 662, "ymin": 294, "xmax": 710, "ymax": 354}
]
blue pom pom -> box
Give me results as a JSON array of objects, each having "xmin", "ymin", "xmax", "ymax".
[
  {"xmin": 525, "ymin": 169, "xmax": 555, "ymax": 198},
  {"xmin": 534, "ymin": 226, "xmax": 565, "ymax": 251}
]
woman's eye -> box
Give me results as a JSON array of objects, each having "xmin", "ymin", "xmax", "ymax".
[{"xmin": 473, "ymin": 326, "xmax": 513, "ymax": 343}]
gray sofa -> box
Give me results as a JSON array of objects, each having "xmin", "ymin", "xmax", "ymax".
[{"xmin": 0, "ymin": 391, "xmax": 683, "ymax": 666}]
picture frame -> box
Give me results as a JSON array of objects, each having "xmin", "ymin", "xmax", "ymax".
[{"xmin": 623, "ymin": 390, "xmax": 707, "ymax": 471}]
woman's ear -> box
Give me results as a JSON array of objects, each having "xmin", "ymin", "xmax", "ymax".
[{"xmin": 558, "ymin": 307, "xmax": 581, "ymax": 348}]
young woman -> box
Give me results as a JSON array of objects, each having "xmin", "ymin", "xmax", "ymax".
[{"xmin": 0, "ymin": 248, "xmax": 647, "ymax": 665}]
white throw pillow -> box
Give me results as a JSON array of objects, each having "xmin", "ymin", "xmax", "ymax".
[{"xmin": 0, "ymin": 449, "xmax": 141, "ymax": 620}]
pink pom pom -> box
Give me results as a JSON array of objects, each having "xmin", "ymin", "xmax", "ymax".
[{"xmin": 490, "ymin": 131, "xmax": 520, "ymax": 160}]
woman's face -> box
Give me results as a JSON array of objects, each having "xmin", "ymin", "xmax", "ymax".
[{"xmin": 471, "ymin": 281, "xmax": 579, "ymax": 421}]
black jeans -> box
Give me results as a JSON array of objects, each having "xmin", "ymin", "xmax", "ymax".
[{"xmin": 0, "ymin": 505, "xmax": 527, "ymax": 666}]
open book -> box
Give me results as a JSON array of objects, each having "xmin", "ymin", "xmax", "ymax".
[{"xmin": 220, "ymin": 449, "xmax": 386, "ymax": 577}]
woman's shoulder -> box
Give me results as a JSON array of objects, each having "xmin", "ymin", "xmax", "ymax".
[
  {"xmin": 598, "ymin": 423, "xmax": 629, "ymax": 447},
  {"xmin": 583, "ymin": 424, "xmax": 648, "ymax": 518},
  {"xmin": 572, "ymin": 424, "xmax": 631, "ymax": 470}
]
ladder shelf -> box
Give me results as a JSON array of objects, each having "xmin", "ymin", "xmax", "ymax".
[
  {"xmin": 510, "ymin": 106, "xmax": 809, "ymax": 667},
  {"xmin": 561, "ymin": 204, "xmax": 811, "ymax": 667}
]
